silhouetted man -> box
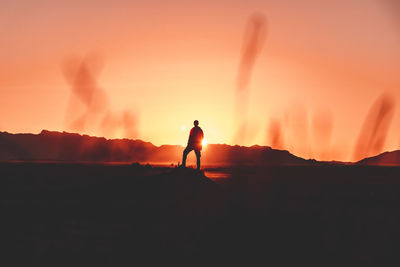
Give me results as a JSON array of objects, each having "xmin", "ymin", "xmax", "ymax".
[{"xmin": 182, "ymin": 120, "xmax": 204, "ymax": 170}]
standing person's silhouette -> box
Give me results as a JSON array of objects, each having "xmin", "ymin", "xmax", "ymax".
[{"xmin": 182, "ymin": 120, "xmax": 204, "ymax": 170}]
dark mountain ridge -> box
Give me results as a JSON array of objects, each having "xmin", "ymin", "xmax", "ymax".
[
  {"xmin": 356, "ymin": 150, "xmax": 400, "ymax": 166},
  {"xmin": 0, "ymin": 129, "xmax": 363, "ymax": 165}
]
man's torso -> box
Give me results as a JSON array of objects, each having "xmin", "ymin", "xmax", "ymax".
[{"xmin": 188, "ymin": 126, "xmax": 203, "ymax": 149}]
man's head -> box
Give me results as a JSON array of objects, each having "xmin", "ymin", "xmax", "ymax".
[{"xmin": 194, "ymin": 120, "xmax": 199, "ymax": 126}]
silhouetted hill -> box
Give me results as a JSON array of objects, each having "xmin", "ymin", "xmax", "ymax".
[
  {"xmin": 0, "ymin": 130, "xmax": 316, "ymax": 165},
  {"xmin": 204, "ymin": 144, "xmax": 315, "ymax": 165},
  {"xmin": 0, "ymin": 162, "xmax": 225, "ymax": 265},
  {"xmin": 356, "ymin": 150, "xmax": 400, "ymax": 165}
]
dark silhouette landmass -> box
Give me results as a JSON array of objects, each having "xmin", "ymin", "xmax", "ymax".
[
  {"xmin": 2, "ymin": 162, "xmax": 400, "ymax": 266},
  {"xmin": 356, "ymin": 150, "xmax": 400, "ymax": 165},
  {"xmin": 0, "ymin": 163, "xmax": 225, "ymax": 266},
  {"xmin": 0, "ymin": 130, "xmax": 317, "ymax": 165},
  {"xmin": 2, "ymin": 130, "xmax": 400, "ymax": 265}
]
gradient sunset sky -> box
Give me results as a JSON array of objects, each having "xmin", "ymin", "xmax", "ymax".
[{"xmin": 1, "ymin": 0, "xmax": 399, "ymax": 161}]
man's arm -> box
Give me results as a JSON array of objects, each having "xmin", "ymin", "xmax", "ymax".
[{"xmin": 188, "ymin": 128, "xmax": 194, "ymax": 145}]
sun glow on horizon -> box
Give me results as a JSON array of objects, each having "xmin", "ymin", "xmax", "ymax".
[{"xmin": 202, "ymin": 138, "xmax": 208, "ymax": 147}]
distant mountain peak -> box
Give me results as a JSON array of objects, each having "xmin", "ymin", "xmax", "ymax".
[
  {"xmin": 0, "ymin": 129, "xmax": 353, "ymax": 166},
  {"xmin": 356, "ymin": 150, "xmax": 400, "ymax": 166}
]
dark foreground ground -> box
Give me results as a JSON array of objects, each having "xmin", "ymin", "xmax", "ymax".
[{"xmin": 1, "ymin": 162, "xmax": 400, "ymax": 266}]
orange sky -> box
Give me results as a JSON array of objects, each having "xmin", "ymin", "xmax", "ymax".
[{"xmin": 1, "ymin": 0, "xmax": 400, "ymax": 161}]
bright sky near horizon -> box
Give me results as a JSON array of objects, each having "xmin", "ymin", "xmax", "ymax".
[{"xmin": 1, "ymin": 0, "xmax": 399, "ymax": 161}]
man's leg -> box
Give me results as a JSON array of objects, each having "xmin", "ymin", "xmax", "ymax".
[
  {"xmin": 195, "ymin": 150, "xmax": 201, "ymax": 170},
  {"xmin": 182, "ymin": 147, "xmax": 191, "ymax": 167}
]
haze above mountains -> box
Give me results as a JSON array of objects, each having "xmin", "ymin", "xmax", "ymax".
[{"xmin": 0, "ymin": 130, "xmax": 398, "ymax": 166}]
